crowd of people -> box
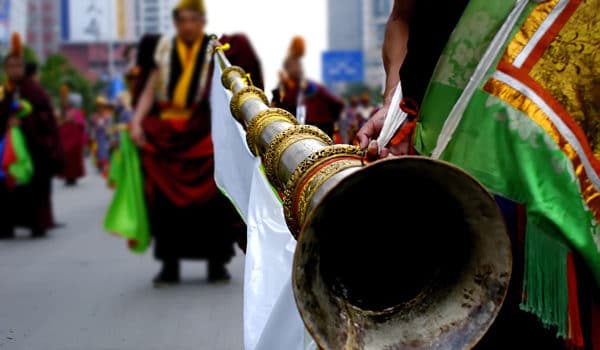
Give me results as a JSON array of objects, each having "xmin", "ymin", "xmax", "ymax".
[{"xmin": 0, "ymin": 0, "xmax": 374, "ymax": 282}]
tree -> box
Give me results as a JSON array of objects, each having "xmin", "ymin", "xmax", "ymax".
[{"xmin": 39, "ymin": 53, "xmax": 106, "ymax": 116}]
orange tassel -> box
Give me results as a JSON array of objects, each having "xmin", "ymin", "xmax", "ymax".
[
  {"xmin": 10, "ymin": 32, "xmax": 22, "ymax": 57},
  {"xmin": 288, "ymin": 36, "xmax": 306, "ymax": 59}
]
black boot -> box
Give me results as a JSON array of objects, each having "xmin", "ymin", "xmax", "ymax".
[
  {"xmin": 153, "ymin": 260, "xmax": 180, "ymax": 287},
  {"xmin": 208, "ymin": 260, "xmax": 231, "ymax": 283},
  {"xmin": 31, "ymin": 228, "xmax": 46, "ymax": 239},
  {"xmin": 0, "ymin": 227, "xmax": 15, "ymax": 240}
]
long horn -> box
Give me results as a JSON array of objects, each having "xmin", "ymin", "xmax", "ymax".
[{"xmin": 214, "ymin": 42, "xmax": 512, "ymax": 350}]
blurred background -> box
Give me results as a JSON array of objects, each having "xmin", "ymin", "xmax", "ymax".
[
  {"xmin": 0, "ymin": 0, "xmax": 391, "ymax": 110},
  {"xmin": 0, "ymin": 1, "xmax": 393, "ymax": 349}
]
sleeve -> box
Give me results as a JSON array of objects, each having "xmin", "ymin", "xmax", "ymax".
[
  {"xmin": 220, "ymin": 33, "xmax": 265, "ymax": 90},
  {"xmin": 23, "ymin": 85, "xmax": 64, "ymax": 174},
  {"xmin": 320, "ymin": 85, "xmax": 345, "ymax": 122}
]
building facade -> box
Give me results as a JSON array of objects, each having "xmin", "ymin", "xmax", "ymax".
[
  {"xmin": 0, "ymin": 0, "xmax": 29, "ymax": 56},
  {"xmin": 362, "ymin": 0, "xmax": 392, "ymax": 90},
  {"xmin": 27, "ymin": 0, "xmax": 60, "ymax": 60},
  {"xmin": 135, "ymin": 0, "xmax": 176, "ymax": 36},
  {"xmin": 327, "ymin": 0, "xmax": 362, "ymax": 51},
  {"xmin": 327, "ymin": 0, "xmax": 392, "ymax": 90}
]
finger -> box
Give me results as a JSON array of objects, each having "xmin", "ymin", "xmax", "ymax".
[
  {"xmin": 366, "ymin": 140, "xmax": 379, "ymax": 161},
  {"xmin": 379, "ymin": 146, "xmax": 390, "ymax": 158},
  {"xmin": 357, "ymin": 123, "xmax": 375, "ymax": 149},
  {"xmin": 389, "ymin": 139, "xmax": 410, "ymax": 156}
]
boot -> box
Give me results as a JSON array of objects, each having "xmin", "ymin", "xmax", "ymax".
[
  {"xmin": 208, "ymin": 260, "xmax": 231, "ymax": 283},
  {"xmin": 31, "ymin": 228, "xmax": 46, "ymax": 239},
  {"xmin": 153, "ymin": 259, "xmax": 180, "ymax": 287},
  {"xmin": 0, "ymin": 227, "xmax": 15, "ymax": 240}
]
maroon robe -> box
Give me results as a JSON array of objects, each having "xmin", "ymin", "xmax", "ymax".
[
  {"xmin": 219, "ymin": 33, "xmax": 265, "ymax": 91},
  {"xmin": 0, "ymin": 78, "xmax": 63, "ymax": 233},
  {"xmin": 136, "ymin": 33, "xmax": 259, "ymax": 260},
  {"xmin": 59, "ymin": 108, "xmax": 86, "ymax": 181},
  {"xmin": 271, "ymin": 80, "xmax": 344, "ymax": 137}
]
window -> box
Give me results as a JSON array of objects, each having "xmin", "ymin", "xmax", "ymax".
[
  {"xmin": 372, "ymin": 0, "xmax": 392, "ymax": 18},
  {"xmin": 373, "ymin": 23, "xmax": 386, "ymax": 47}
]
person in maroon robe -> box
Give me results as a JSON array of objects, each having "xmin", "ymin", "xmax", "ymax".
[
  {"xmin": 58, "ymin": 90, "xmax": 87, "ymax": 186},
  {"xmin": 271, "ymin": 36, "xmax": 344, "ymax": 138},
  {"xmin": 0, "ymin": 33, "xmax": 63, "ymax": 239},
  {"xmin": 129, "ymin": 0, "xmax": 255, "ymax": 286}
]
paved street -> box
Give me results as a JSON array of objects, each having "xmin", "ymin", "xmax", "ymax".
[{"xmin": 0, "ymin": 163, "xmax": 245, "ymax": 350}]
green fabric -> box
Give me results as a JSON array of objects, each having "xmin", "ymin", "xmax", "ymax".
[
  {"xmin": 107, "ymin": 147, "xmax": 123, "ymax": 188},
  {"xmin": 413, "ymin": 0, "xmax": 600, "ymax": 334},
  {"xmin": 416, "ymin": 0, "xmax": 600, "ymax": 285},
  {"xmin": 521, "ymin": 222, "xmax": 569, "ymax": 339},
  {"xmin": 16, "ymin": 100, "xmax": 32, "ymax": 119},
  {"xmin": 103, "ymin": 130, "xmax": 151, "ymax": 254},
  {"xmin": 8, "ymin": 126, "xmax": 33, "ymax": 185}
]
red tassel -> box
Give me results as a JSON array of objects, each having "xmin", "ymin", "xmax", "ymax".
[
  {"xmin": 388, "ymin": 97, "xmax": 420, "ymax": 153},
  {"xmin": 2, "ymin": 131, "xmax": 17, "ymax": 188},
  {"xmin": 566, "ymin": 253, "xmax": 584, "ymax": 349},
  {"xmin": 389, "ymin": 118, "xmax": 417, "ymax": 147},
  {"xmin": 592, "ymin": 298, "xmax": 600, "ymax": 350}
]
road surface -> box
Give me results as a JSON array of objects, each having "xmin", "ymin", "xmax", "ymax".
[{"xmin": 0, "ymin": 164, "xmax": 245, "ymax": 350}]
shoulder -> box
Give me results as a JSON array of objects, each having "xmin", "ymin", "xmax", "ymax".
[
  {"xmin": 22, "ymin": 80, "xmax": 51, "ymax": 104},
  {"xmin": 219, "ymin": 33, "xmax": 259, "ymax": 61},
  {"xmin": 154, "ymin": 35, "xmax": 174, "ymax": 66}
]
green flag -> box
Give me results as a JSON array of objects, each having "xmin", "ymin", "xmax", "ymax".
[
  {"xmin": 414, "ymin": 0, "xmax": 600, "ymax": 339},
  {"xmin": 7, "ymin": 126, "xmax": 34, "ymax": 185},
  {"xmin": 103, "ymin": 130, "xmax": 151, "ymax": 254}
]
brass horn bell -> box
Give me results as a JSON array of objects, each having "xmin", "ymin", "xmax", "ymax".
[{"xmin": 293, "ymin": 156, "xmax": 512, "ymax": 350}]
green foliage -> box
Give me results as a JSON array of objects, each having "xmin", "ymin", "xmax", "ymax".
[
  {"xmin": 39, "ymin": 53, "xmax": 106, "ymax": 115},
  {"xmin": 339, "ymin": 82, "xmax": 383, "ymax": 106},
  {"xmin": 0, "ymin": 47, "xmax": 104, "ymax": 115},
  {"xmin": 23, "ymin": 46, "xmax": 38, "ymax": 65}
]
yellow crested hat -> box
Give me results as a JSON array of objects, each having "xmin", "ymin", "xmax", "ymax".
[{"xmin": 175, "ymin": 0, "xmax": 206, "ymax": 14}]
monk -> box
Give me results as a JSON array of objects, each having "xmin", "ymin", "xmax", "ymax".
[
  {"xmin": 130, "ymin": 0, "xmax": 252, "ymax": 286},
  {"xmin": 0, "ymin": 33, "xmax": 63, "ymax": 238},
  {"xmin": 59, "ymin": 91, "xmax": 87, "ymax": 186},
  {"xmin": 271, "ymin": 36, "xmax": 344, "ymax": 138}
]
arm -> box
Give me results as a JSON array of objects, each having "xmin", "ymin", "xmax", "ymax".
[
  {"xmin": 130, "ymin": 70, "xmax": 158, "ymax": 147},
  {"xmin": 381, "ymin": 0, "xmax": 414, "ymax": 105},
  {"xmin": 357, "ymin": 0, "xmax": 414, "ymax": 158}
]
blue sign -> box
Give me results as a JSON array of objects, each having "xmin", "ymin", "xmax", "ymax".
[
  {"xmin": 108, "ymin": 77, "xmax": 126, "ymax": 100},
  {"xmin": 0, "ymin": 0, "xmax": 10, "ymax": 44},
  {"xmin": 322, "ymin": 51, "xmax": 364, "ymax": 84},
  {"xmin": 0, "ymin": 0, "xmax": 9, "ymax": 20}
]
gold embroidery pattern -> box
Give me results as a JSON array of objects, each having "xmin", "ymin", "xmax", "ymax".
[
  {"xmin": 484, "ymin": 78, "xmax": 600, "ymax": 223},
  {"xmin": 529, "ymin": 0, "xmax": 600, "ymax": 158},
  {"xmin": 503, "ymin": 0, "xmax": 559, "ymax": 64}
]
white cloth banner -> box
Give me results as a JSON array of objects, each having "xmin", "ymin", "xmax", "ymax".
[{"xmin": 210, "ymin": 65, "xmax": 317, "ymax": 350}]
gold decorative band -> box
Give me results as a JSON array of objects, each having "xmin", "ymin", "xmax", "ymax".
[
  {"xmin": 263, "ymin": 125, "xmax": 333, "ymax": 191},
  {"xmin": 282, "ymin": 145, "xmax": 363, "ymax": 236},
  {"xmin": 221, "ymin": 66, "xmax": 246, "ymax": 90},
  {"xmin": 230, "ymin": 86, "xmax": 269, "ymax": 123},
  {"xmin": 287, "ymin": 158, "xmax": 362, "ymax": 237},
  {"xmin": 246, "ymin": 108, "xmax": 298, "ymax": 156},
  {"xmin": 297, "ymin": 159, "xmax": 362, "ymax": 228}
]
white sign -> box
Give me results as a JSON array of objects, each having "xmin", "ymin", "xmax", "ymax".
[{"xmin": 65, "ymin": 0, "xmax": 118, "ymax": 42}]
